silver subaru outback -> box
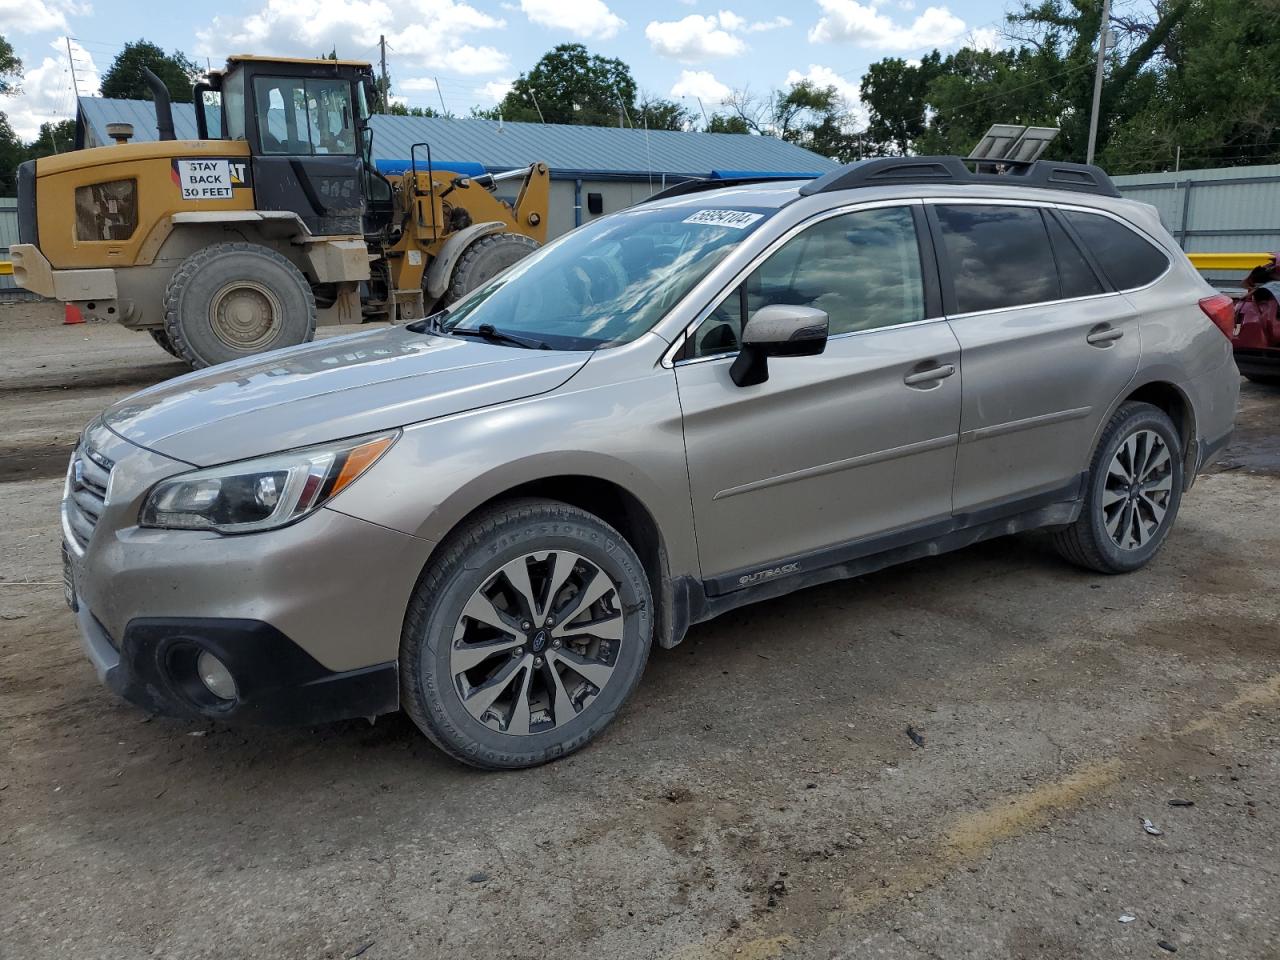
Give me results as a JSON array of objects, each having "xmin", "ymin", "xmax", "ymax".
[{"xmin": 63, "ymin": 157, "xmax": 1238, "ymax": 769}]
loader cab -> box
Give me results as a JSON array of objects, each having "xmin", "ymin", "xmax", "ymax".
[{"xmin": 194, "ymin": 56, "xmax": 388, "ymax": 237}]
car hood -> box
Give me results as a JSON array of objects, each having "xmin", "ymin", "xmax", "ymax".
[{"xmin": 103, "ymin": 326, "xmax": 591, "ymax": 465}]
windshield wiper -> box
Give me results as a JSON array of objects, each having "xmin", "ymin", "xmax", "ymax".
[{"xmin": 449, "ymin": 323, "xmax": 549, "ymax": 350}]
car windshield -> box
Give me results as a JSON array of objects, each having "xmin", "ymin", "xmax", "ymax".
[{"xmin": 439, "ymin": 204, "xmax": 774, "ymax": 349}]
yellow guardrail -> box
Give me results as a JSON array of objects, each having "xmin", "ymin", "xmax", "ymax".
[
  {"xmin": 1186, "ymin": 252, "xmax": 1271, "ymax": 272},
  {"xmin": 0, "ymin": 260, "xmax": 11, "ymax": 276}
]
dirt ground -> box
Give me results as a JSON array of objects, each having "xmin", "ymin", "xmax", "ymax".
[{"xmin": 1, "ymin": 301, "xmax": 1278, "ymax": 960}]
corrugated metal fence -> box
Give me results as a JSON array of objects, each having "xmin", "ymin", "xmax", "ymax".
[
  {"xmin": 1113, "ymin": 164, "xmax": 1280, "ymax": 289},
  {"xmin": 0, "ymin": 197, "xmax": 38, "ymax": 302}
]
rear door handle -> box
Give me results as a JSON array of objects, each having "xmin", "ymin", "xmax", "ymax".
[
  {"xmin": 1086, "ymin": 324, "xmax": 1125, "ymax": 346},
  {"xmin": 903, "ymin": 363, "xmax": 956, "ymax": 386}
]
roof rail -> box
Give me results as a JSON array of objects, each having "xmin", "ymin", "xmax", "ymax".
[
  {"xmin": 641, "ymin": 173, "xmax": 817, "ymax": 205},
  {"xmin": 798, "ymin": 156, "xmax": 1120, "ymax": 199}
]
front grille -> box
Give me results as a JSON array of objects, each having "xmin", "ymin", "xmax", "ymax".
[{"xmin": 63, "ymin": 445, "xmax": 113, "ymax": 551}]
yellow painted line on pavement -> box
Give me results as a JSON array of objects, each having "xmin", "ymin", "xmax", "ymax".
[{"xmin": 674, "ymin": 671, "xmax": 1280, "ymax": 960}]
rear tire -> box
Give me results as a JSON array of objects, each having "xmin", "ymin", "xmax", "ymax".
[
  {"xmin": 400, "ymin": 498, "xmax": 653, "ymax": 770},
  {"xmin": 441, "ymin": 233, "xmax": 540, "ymax": 306},
  {"xmin": 148, "ymin": 328, "xmax": 181, "ymax": 358},
  {"xmin": 1052, "ymin": 401, "xmax": 1184, "ymax": 574},
  {"xmin": 163, "ymin": 242, "xmax": 316, "ymax": 368}
]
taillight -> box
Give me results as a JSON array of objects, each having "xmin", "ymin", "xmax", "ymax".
[{"xmin": 1198, "ymin": 294, "xmax": 1236, "ymax": 339}]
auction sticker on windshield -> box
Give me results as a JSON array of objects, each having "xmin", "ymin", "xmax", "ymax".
[{"xmin": 682, "ymin": 209, "xmax": 764, "ymax": 229}]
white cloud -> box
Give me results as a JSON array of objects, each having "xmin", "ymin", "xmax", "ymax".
[
  {"xmin": 477, "ymin": 77, "xmax": 513, "ymax": 102},
  {"xmin": 785, "ymin": 63, "xmax": 867, "ymax": 126},
  {"xmin": 669, "ymin": 69, "xmax": 730, "ymax": 102},
  {"xmin": 0, "ymin": 0, "xmax": 85, "ymax": 34},
  {"xmin": 646, "ymin": 10, "xmax": 787, "ymax": 62},
  {"xmin": 519, "ymin": 0, "xmax": 625, "ymax": 39},
  {"xmin": 646, "ymin": 14, "xmax": 745, "ymax": 61},
  {"xmin": 747, "ymin": 16, "xmax": 791, "ymax": 32},
  {"xmin": 967, "ymin": 25, "xmax": 1000, "ymax": 51},
  {"xmin": 195, "ymin": 0, "xmax": 508, "ymax": 74},
  {"xmin": 808, "ymin": 0, "xmax": 966, "ymax": 50},
  {"xmin": 5, "ymin": 36, "xmax": 99, "ymax": 141}
]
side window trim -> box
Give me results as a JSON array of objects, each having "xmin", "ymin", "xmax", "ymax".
[
  {"xmin": 668, "ymin": 199, "xmax": 938, "ymax": 367},
  {"xmin": 911, "ymin": 205, "xmax": 945, "ymax": 321},
  {"xmin": 924, "ymin": 198, "xmax": 1133, "ymax": 318},
  {"xmin": 921, "ymin": 202, "xmax": 958, "ymax": 317}
]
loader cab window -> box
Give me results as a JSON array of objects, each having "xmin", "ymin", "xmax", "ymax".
[
  {"xmin": 253, "ymin": 76, "xmax": 356, "ymax": 156},
  {"xmin": 198, "ymin": 89, "xmax": 223, "ymax": 139},
  {"xmin": 222, "ymin": 70, "xmax": 246, "ymax": 141}
]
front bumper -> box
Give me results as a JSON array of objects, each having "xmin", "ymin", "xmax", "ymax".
[
  {"xmin": 75, "ymin": 604, "xmax": 399, "ymax": 724},
  {"xmin": 9, "ymin": 242, "xmax": 117, "ymax": 302}
]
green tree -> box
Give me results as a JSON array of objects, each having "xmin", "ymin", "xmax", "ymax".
[
  {"xmin": 719, "ymin": 81, "xmax": 863, "ymax": 159},
  {"xmin": 1104, "ymin": 0, "xmax": 1280, "ymax": 172},
  {"xmin": 100, "ymin": 40, "xmax": 200, "ymax": 103},
  {"xmin": 706, "ymin": 113, "xmax": 750, "ymax": 134},
  {"xmin": 0, "ymin": 34, "xmax": 21, "ymax": 95},
  {"xmin": 26, "ymin": 118, "xmax": 75, "ymax": 158},
  {"xmin": 498, "ymin": 43, "xmax": 637, "ymax": 126},
  {"xmin": 637, "ymin": 95, "xmax": 694, "ymax": 131},
  {"xmin": 388, "ymin": 101, "xmax": 451, "ymax": 119},
  {"xmin": 860, "ymin": 53, "xmax": 943, "ymax": 155}
]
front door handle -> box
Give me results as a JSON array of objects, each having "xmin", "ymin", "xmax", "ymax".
[
  {"xmin": 903, "ymin": 363, "xmax": 956, "ymax": 386},
  {"xmin": 1086, "ymin": 324, "xmax": 1125, "ymax": 346}
]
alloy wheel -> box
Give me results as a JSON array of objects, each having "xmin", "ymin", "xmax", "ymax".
[
  {"xmin": 1102, "ymin": 428, "xmax": 1174, "ymax": 550},
  {"xmin": 449, "ymin": 550, "xmax": 625, "ymax": 736}
]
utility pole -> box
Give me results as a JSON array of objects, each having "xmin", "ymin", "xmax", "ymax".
[
  {"xmin": 696, "ymin": 97, "xmax": 709, "ymax": 127},
  {"xmin": 66, "ymin": 36, "xmax": 80, "ymax": 101},
  {"xmin": 379, "ymin": 35, "xmax": 389, "ymax": 114},
  {"xmin": 433, "ymin": 77, "xmax": 447, "ymax": 115},
  {"xmin": 1174, "ymin": 145, "xmax": 1181, "ymax": 172},
  {"xmin": 1085, "ymin": 0, "xmax": 1111, "ymax": 166}
]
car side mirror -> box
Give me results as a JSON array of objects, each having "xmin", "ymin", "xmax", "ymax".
[{"xmin": 729, "ymin": 305, "xmax": 829, "ymax": 387}]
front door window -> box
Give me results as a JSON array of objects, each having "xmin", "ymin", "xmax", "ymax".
[{"xmin": 253, "ymin": 77, "xmax": 356, "ymax": 156}]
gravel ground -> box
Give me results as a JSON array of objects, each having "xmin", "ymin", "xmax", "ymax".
[{"xmin": 2, "ymin": 302, "xmax": 1278, "ymax": 960}]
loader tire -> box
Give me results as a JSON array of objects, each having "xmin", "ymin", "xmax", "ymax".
[
  {"xmin": 163, "ymin": 242, "xmax": 316, "ymax": 368},
  {"xmin": 149, "ymin": 329, "xmax": 182, "ymax": 358},
  {"xmin": 442, "ymin": 233, "xmax": 540, "ymax": 307}
]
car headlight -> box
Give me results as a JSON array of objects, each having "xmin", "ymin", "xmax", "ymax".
[{"xmin": 140, "ymin": 431, "xmax": 398, "ymax": 534}]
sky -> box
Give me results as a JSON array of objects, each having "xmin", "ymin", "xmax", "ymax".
[{"xmin": 0, "ymin": 0, "xmax": 1005, "ymax": 140}]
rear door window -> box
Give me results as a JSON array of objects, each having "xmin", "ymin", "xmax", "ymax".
[
  {"xmin": 1060, "ymin": 210, "xmax": 1169, "ymax": 290},
  {"xmin": 932, "ymin": 205, "xmax": 1058, "ymax": 314},
  {"xmin": 1046, "ymin": 213, "xmax": 1104, "ymax": 298}
]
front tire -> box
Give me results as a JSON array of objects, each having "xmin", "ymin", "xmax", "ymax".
[
  {"xmin": 163, "ymin": 242, "xmax": 317, "ymax": 368},
  {"xmin": 1053, "ymin": 401, "xmax": 1184, "ymax": 574},
  {"xmin": 401, "ymin": 499, "xmax": 653, "ymax": 770},
  {"xmin": 441, "ymin": 233, "xmax": 540, "ymax": 307}
]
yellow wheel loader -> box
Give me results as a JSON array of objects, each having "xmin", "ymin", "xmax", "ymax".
[{"xmin": 10, "ymin": 55, "xmax": 549, "ymax": 367}]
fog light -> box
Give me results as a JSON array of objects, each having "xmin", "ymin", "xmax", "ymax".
[{"xmin": 197, "ymin": 650, "xmax": 237, "ymax": 701}]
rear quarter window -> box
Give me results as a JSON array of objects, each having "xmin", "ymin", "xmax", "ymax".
[{"xmin": 1060, "ymin": 210, "xmax": 1169, "ymax": 290}]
